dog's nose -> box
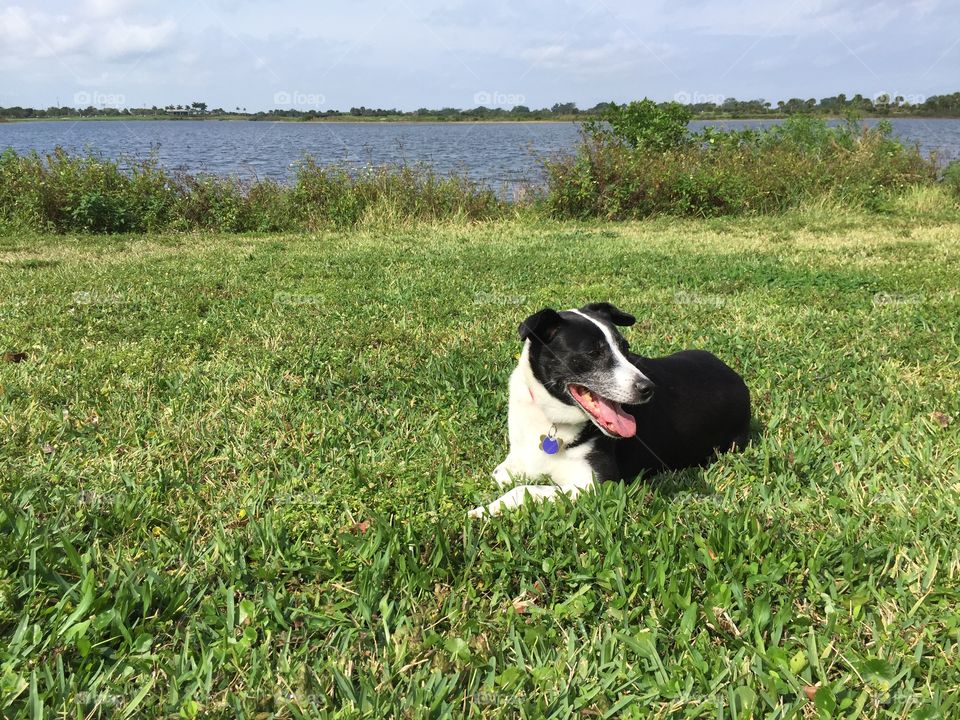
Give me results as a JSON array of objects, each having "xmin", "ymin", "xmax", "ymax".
[{"xmin": 635, "ymin": 380, "xmax": 655, "ymax": 403}]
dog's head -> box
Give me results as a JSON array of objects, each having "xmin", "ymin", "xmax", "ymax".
[{"xmin": 519, "ymin": 302, "xmax": 655, "ymax": 438}]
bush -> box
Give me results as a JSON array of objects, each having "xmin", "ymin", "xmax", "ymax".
[
  {"xmin": 545, "ymin": 109, "xmax": 939, "ymax": 219},
  {"xmin": 585, "ymin": 99, "xmax": 692, "ymax": 151},
  {"xmin": 942, "ymin": 159, "xmax": 960, "ymax": 199},
  {"xmin": 0, "ymin": 148, "xmax": 180, "ymax": 233}
]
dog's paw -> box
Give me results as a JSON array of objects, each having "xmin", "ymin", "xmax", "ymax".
[{"xmin": 491, "ymin": 463, "xmax": 514, "ymax": 488}]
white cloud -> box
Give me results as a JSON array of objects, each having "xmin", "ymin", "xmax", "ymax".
[
  {"xmin": 0, "ymin": 6, "xmax": 176, "ymax": 63},
  {"xmin": 83, "ymin": 0, "xmax": 139, "ymax": 19},
  {"xmin": 513, "ymin": 34, "xmax": 677, "ymax": 79},
  {"xmin": 0, "ymin": 6, "xmax": 32, "ymax": 43},
  {"xmin": 97, "ymin": 18, "xmax": 177, "ymax": 59}
]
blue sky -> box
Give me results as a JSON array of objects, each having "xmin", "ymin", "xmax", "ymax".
[{"xmin": 1, "ymin": 0, "xmax": 957, "ymax": 110}]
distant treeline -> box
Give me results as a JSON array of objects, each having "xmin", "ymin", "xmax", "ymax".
[{"xmin": 4, "ymin": 92, "xmax": 960, "ymax": 120}]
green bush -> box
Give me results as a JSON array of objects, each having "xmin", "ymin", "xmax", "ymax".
[
  {"xmin": 586, "ymin": 99, "xmax": 692, "ymax": 151},
  {"xmin": 0, "ymin": 148, "xmax": 181, "ymax": 233},
  {"xmin": 545, "ymin": 111, "xmax": 938, "ymax": 219},
  {"xmin": 942, "ymin": 159, "xmax": 960, "ymax": 198}
]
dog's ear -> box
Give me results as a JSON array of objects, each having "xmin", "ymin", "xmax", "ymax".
[
  {"xmin": 581, "ymin": 302, "xmax": 636, "ymax": 327},
  {"xmin": 519, "ymin": 308, "xmax": 562, "ymax": 343}
]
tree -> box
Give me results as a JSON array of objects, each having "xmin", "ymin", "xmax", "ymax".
[{"xmin": 551, "ymin": 102, "xmax": 578, "ymax": 115}]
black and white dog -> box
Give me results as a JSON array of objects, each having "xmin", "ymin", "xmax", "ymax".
[{"xmin": 470, "ymin": 302, "xmax": 750, "ymax": 517}]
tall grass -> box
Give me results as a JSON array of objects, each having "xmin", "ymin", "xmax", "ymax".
[{"xmin": 0, "ymin": 148, "xmax": 505, "ymax": 234}]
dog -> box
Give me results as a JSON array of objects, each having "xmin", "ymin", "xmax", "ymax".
[{"xmin": 469, "ymin": 302, "xmax": 750, "ymax": 518}]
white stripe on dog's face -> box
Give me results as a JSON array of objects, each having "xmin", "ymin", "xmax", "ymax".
[{"xmin": 569, "ymin": 309, "xmax": 651, "ymax": 397}]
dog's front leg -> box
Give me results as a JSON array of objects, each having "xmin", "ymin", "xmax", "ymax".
[
  {"xmin": 468, "ymin": 485, "xmax": 564, "ymax": 518},
  {"xmin": 469, "ymin": 469, "xmax": 595, "ymax": 518}
]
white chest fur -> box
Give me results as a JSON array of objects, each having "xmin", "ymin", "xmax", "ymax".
[
  {"xmin": 499, "ymin": 347, "xmax": 593, "ymax": 482},
  {"xmin": 473, "ymin": 343, "xmax": 598, "ymax": 517}
]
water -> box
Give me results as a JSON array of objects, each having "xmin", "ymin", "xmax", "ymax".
[{"xmin": 2, "ymin": 117, "xmax": 958, "ymax": 188}]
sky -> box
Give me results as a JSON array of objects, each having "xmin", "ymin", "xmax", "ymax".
[{"xmin": 1, "ymin": 0, "xmax": 958, "ymax": 111}]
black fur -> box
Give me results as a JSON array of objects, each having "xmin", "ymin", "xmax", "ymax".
[{"xmin": 586, "ymin": 349, "xmax": 750, "ymax": 479}]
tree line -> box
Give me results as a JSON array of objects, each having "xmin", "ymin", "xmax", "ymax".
[{"xmin": 3, "ymin": 93, "xmax": 960, "ymax": 120}]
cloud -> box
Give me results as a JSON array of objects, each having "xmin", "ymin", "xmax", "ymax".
[
  {"xmin": 1, "ymin": 5, "xmax": 176, "ymax": 63},
  {"xmin": 84, "ymin": 0, "xmax": 139, "ymax": 19},
  {"xmin": 96, "ymin": 18, "xmax": 177, "ymax": 59}
]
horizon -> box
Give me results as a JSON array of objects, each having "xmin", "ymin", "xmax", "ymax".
[{"xmin": 1, "ymin": 1, "xmax": 958, "ymax": 113}]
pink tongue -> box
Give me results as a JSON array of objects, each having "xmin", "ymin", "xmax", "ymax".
[{"xmin": 593, "ymin": 396, "xmax": 637, "ymax": 438}]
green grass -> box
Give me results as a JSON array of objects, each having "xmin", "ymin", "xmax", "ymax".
[{"xmin": 1, "ymin": 211, "xmax": 958, "ymax": 718}]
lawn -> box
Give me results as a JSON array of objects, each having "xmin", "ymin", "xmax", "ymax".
[{"xmin": 1, "ymin": 211, "xmax": 958, "ymax": 718}]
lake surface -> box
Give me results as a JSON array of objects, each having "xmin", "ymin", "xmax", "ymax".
[{"xmin": 3, "ymin": 118, "xmax": 959, "ymax": 189}]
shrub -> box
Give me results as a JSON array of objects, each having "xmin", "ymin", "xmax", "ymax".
[
  {"xmin": 545, "ymin": 109, "xmax": 938, "ymax": 219},
  {"xmin": 585, "ymin": 99, "xmax": 692, "ymax": 151},
  {"xmin": 0, "ymin": 148, "xmax": 182, "ymax": 233},
  {"xmin": 942, "ymin": 159, "xmax": 960, "ymax": 199}
]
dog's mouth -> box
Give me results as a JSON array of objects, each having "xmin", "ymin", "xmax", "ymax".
[{"xmin": 568, "ymin": 384, "xmax": 637, "ymax": 438}]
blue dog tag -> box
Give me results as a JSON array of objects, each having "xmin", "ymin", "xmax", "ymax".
[
  {"xmin": 539, "ymin": 426, "xmax": 563, "ymax": 455},
  {"xmin": 540, "ymin": 436, "xmax": 560, "ymax": 454}
]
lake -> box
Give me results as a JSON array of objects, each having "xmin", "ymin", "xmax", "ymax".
[{"xmin": 3, "ymin": 118, "xmax": 959, "ymax": 189}]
